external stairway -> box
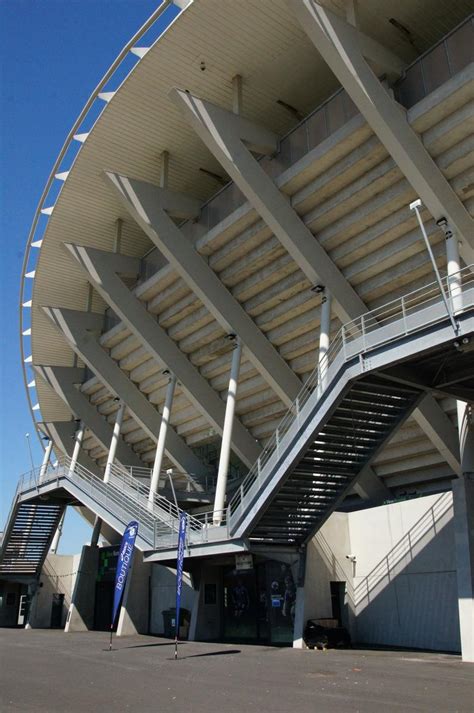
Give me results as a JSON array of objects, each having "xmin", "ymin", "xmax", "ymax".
[{"xmin": 1, "ymin": 267, "xmax": 473, "ymax": 570}]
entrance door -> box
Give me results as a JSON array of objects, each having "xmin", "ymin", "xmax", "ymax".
[
  {"xmin": 94, "ymin": 581, "xmax": 116, "ymax": 631},
  {"xmin": 50, "ymin": 593, "xmax": 65, "ymax": 628}
]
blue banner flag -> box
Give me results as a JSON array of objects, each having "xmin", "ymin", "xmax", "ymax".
[
  {"xmin": 174, "ymin": 512, "xmax": 187, "ymax": 655},
  {"xmin": 111, "ymin": 520, "xmax": 139, "ymax": 630}
]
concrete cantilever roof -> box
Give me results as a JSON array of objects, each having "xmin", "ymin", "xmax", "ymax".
[{"xmin": 25, "ymin": 0, "xmax": 473, "ymax": 489}]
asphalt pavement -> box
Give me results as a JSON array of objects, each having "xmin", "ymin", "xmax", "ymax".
[{"xmin": 1, "ymin": 628, "xmax": 472, "ymax": 712}]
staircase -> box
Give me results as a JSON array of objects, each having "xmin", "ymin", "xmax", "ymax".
[
  {"xmin": 0, "ymin": 476, "xmax": 64, "ymax": 577},
  {"xmin": 2, "ymin": 267, "xmax": 473, "ymax": 568},
  {"xmin": 226, "ymin": 266, "xmax": 474, "ymax": 547},
  {"xmin": 247, "ymin": 377, "xmax": 421, "ymax": 544}
]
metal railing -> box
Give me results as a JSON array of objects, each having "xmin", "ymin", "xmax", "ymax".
[
  {"xmin": 395, "ymin": 15, "xmax": 473, "ymax": 109},
  {"xmin": 227, "ymin": 266, "xmax": 474, "ymax": 529},
  {"xmin": 20, "ymin": 0, "xmax": 192, "ymax": 447},
  {"xmin": 15, "ymin": 455, "xmax": 200, "ymax": 550},
  {"xmin": 11, "ymin": 267, "xmax": 473, "ymax": 552}
]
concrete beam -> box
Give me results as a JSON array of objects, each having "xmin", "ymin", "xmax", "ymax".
[
  {"xmin": 170, "ymin": 88, "xmax": 462, "ymax": 477},
  {"xmin": 169, "ymin": 88, "xmax": 368, "ymax": 324},
  {"xmin": 63, "ymin": 243, "xmax": 260, "ymax": 468},
  {"xmin": 34, "ymin": 365, "xmax": 143, "ymax": 469},
  {"xmin": 43, "ymin": 307, "xmax": 207, "ymax": 477},
  {"xmin": 289, "ymin": 0, "xmax": 474, "ymax": 254},
  {"xmin": 353, "ymin": 464, "xmax": 392, "ymax": 503},
  {"xmin": 105, "ymin": 172, "xmax": 302, "ymax": 408},
  {"xmin": 412, "ymin": 393, "xmax": 462, "ymax": 477}
]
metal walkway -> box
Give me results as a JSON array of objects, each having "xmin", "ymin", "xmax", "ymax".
[{"xmin": 2, "ymin": 268, "xmax": 473, "ymax": 567}]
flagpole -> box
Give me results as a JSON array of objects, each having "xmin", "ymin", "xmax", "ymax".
[{"xmin": 109, "ymin": 624, "xmax": 113, "ymax": 651}]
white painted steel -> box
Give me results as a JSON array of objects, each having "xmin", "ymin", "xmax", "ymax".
[
  {"xmin": 214, "ymin": 338, "xmax": 242, "ymax": 525},
  {"xmin": 38, "ymin": 440, "xmax": 53, "ymax": 483},
  {"xmin": 148, "ymin": 374, "xmax": 176, "ymax": 507},
  {"xmin": 103, "ymin": 402, "xmax": 125, "ymax": 484}
]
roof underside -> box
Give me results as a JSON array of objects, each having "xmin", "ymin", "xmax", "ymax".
[{"xmin": 29, "ymin": 0, "xmax": 474, "ymax": 494}]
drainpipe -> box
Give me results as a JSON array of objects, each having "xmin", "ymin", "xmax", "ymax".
[{"xmin": 213, "ymin": 336, "xmax": 242, "ymax": 525}]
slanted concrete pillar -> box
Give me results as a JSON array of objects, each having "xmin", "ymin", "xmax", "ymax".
[
  {"xmin": 38, "ymin": 439, "xmax": 53, "ymax": 483},
  {"xmin": 148, "ymin": 374, "xmax": 176, "ymax": 508},
  {"xmin": 318, "ymin": 287, "xmax": 332, "ymax": 393},
  {"xmin": 213, "ymin": 337, "xmax": 242, "ymax": 525},
  {"xmin": 103, "ymin": 401, "xmax": 125, "ymax": 484},
  {"xmin": 453, "ymin": 403, "xmax": 474, "ymax": 662}
]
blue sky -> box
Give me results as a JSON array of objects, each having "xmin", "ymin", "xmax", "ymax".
[{"xmin": 0, "ymin": 0, "xmax": 166, "ymax": 553}]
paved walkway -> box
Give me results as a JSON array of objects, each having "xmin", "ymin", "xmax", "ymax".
[{"xmin": 0, "ymin": 629, "xmax": 472, "ymax": 712}]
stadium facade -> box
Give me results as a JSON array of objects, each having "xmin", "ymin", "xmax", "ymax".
[{"xmin": 1, "ymin": 0, "xmax": 473, "ymax": 660}]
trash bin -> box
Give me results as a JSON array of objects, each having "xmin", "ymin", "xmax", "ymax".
[{"xmin": 161, "ymin": 608, "xmax": 190, "ymax": 638}]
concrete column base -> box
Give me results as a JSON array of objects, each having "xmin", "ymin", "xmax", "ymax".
[
  {"xmin": 64, "ymin": 545, "xmax": 99, "ymax": 632},
  {"xmin": 116, "ymin": 554, "xmax": 150, "ymax": 636}
]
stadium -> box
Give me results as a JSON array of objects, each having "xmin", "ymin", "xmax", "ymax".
[{"xmin": 1, "ymin": 0, "xmax": 473, "ymax": 661}]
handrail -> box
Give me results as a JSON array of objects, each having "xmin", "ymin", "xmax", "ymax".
[
  {"xmin": 227, "ymin": 266, "xmax": 474, "ymax": 527},
  {"xmin": 16, "ymin": 455, "xmax": 197, "ymax": 545},
  {"xmin": 20, "ymin": 0, "xmax": 189, "ymax": 447}
]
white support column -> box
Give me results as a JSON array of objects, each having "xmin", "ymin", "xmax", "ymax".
[
  {"xmin": 38, "ymin": 439, "xmax": 53, "ymax": 483},
  {"xmin": 68, "ymin": 421, "xmax": 84, "ymax": 475},
  {"xmin": 318, "ymin": 287, "xmax": 332, "ymax": 392},
  {"xmin": 440, "ymin": 218, "xmax": 463, "ymax": 315},
  {"xmin": 214, "ymin": 337, "xmax": 242, "ymax": 525},
  {"xmin": 103, "ymin": 401, "xmax": 125, "ymax": 484},
  {"xmin": 61, "ymin": 246, "xmax": 260, "ymax": 467},
  {"xmin": 50, "ymin": 511, "xmax": 65, "ymax": 554},
  {"xmin": 148, "ymin": 373, "xmax": 177, "ymax": 508}
]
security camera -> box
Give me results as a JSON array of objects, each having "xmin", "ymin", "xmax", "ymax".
[{"xmin": 345, "ymin": 554, "xmax": 356, "ymax": 562}]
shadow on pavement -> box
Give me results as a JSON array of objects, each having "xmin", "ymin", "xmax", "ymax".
[
  {"xmin": 120, "ymin": 641, "xmax": 186, "ymax": 649},
  {"xmin": 175, "ymin": 649, "xmax": 241, "ymax": 660}
]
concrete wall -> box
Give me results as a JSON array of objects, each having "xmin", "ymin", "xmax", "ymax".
[
  {"xmin": 117, "ymin": 554, "xmax": 151, "ymax": 636},
  {"xmin": 302, "ymin": 493, "xmax": 460, "ymax": 652},
  {"xmin": 28, "ymin": 553, "xmax": 78, "ymax": 629},
  {"xmin": 64, "ymin": 546, "xmax": 99, "ymax": 632},
  {"xmin": 348, "ymin": 493, "xmax": 460, "ymax": 652},
  {"xmin": 149, "ymin": 564, "xmax": 196, "ymax": 636},
  {"xmin": 302, "ymin": 512, "xmax": 354, "ymax": 638}
]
